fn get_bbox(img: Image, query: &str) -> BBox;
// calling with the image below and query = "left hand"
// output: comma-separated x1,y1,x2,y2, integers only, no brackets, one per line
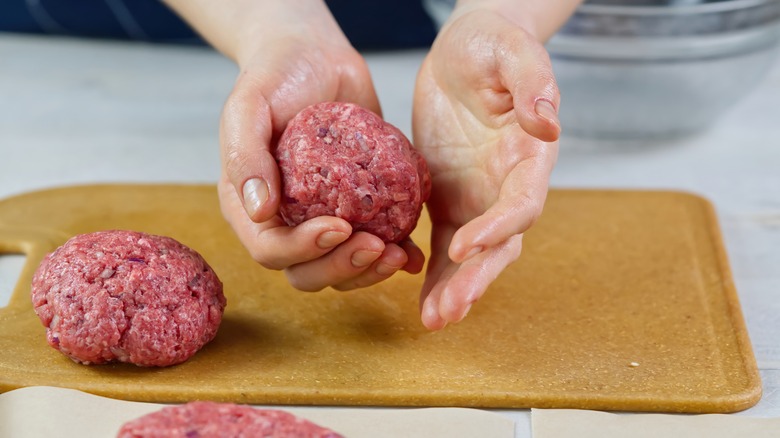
412,8,561,330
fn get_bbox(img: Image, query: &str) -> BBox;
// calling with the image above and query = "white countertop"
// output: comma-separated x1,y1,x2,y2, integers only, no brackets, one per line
1,34,779,436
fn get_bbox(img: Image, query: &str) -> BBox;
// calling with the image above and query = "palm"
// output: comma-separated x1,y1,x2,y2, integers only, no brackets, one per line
219,37,427,294
412,11,558,329
414,61,532,228
239,41,381,138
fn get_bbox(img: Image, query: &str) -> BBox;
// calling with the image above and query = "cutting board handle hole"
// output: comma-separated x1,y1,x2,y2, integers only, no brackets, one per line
0,253,27,308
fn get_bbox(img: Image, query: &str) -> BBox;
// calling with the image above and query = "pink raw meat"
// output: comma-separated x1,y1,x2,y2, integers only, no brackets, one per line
30,230,225,367
275,102,431,243
117,401,343,438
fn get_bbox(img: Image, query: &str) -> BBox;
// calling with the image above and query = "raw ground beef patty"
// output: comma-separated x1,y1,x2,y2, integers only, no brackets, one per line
30,230,225,367
117,401,343,438
275,102,431,243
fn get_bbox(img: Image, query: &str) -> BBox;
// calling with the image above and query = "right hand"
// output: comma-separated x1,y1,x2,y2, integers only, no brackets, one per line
218,4,425,292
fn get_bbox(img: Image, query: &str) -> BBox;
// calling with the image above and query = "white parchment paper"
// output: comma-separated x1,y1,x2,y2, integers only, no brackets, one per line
532,408,780,438
0,386,514,438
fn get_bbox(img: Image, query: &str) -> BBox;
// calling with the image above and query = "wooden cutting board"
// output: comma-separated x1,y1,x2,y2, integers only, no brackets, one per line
0,185,761,413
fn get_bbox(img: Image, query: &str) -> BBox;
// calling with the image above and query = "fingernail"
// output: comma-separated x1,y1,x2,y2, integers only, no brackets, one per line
351,250,381,268
316,231,349,249
462,246,483,261
423,302,447,330
462,303,473,319
376,262,400,276
242,178,268,217
534,98,560,129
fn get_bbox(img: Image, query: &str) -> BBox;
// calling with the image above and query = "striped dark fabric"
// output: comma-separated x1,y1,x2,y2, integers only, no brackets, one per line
0,0,436,49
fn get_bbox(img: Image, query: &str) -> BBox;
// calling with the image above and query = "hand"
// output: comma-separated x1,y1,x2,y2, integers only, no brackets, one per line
412,8,561,330
217,3,425,291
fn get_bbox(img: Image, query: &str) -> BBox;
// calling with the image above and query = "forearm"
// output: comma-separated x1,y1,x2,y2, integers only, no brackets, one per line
452,0,583,41
162,0,343,65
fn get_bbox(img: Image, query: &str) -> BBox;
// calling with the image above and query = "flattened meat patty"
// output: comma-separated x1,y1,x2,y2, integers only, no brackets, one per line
30,230,225,367
275,102,431,243
117,401,343,438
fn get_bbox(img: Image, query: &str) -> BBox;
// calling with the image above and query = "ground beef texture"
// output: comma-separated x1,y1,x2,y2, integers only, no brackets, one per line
30,230,225,367
117,401,343,438
275,102,431,243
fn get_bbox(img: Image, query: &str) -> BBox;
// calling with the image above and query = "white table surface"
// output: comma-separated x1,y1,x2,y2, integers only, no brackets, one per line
1,34,779,436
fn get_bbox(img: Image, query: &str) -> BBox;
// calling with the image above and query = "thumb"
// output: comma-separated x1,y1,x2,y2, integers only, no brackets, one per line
220,72,281,223
498,27,561,143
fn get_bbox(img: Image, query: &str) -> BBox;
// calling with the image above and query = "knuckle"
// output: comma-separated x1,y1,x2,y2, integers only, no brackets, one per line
223,145,247,182
341,58,366,83
516,192,544,227
285,272,324,292
331,283,352,292
248,248,284,271
344,275,378,290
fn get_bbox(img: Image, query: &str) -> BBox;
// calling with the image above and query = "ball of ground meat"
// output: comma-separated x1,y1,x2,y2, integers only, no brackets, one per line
30,230,226,367
117,401,343,438
275,102,431,243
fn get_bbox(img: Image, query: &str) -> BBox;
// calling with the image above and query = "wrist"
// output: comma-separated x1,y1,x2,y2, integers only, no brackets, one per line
164,0,349,65
232,0,348,67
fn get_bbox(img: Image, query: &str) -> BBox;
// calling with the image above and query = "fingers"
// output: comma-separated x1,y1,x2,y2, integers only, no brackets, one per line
221,54,382,226
448,138,557,264
218,176,352,268
422,234,524,330
218,43,402,295
220,72,281,223
398,239,425,274
442,235,524,322
284,232,396,291
331,242,409,291
220,177,418,291
420,224,458,330
497,27,561,143
248,219,355,271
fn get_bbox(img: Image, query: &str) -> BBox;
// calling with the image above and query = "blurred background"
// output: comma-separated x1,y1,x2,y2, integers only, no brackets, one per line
1,0,780,434
431,0,780,140
3,0,780,141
